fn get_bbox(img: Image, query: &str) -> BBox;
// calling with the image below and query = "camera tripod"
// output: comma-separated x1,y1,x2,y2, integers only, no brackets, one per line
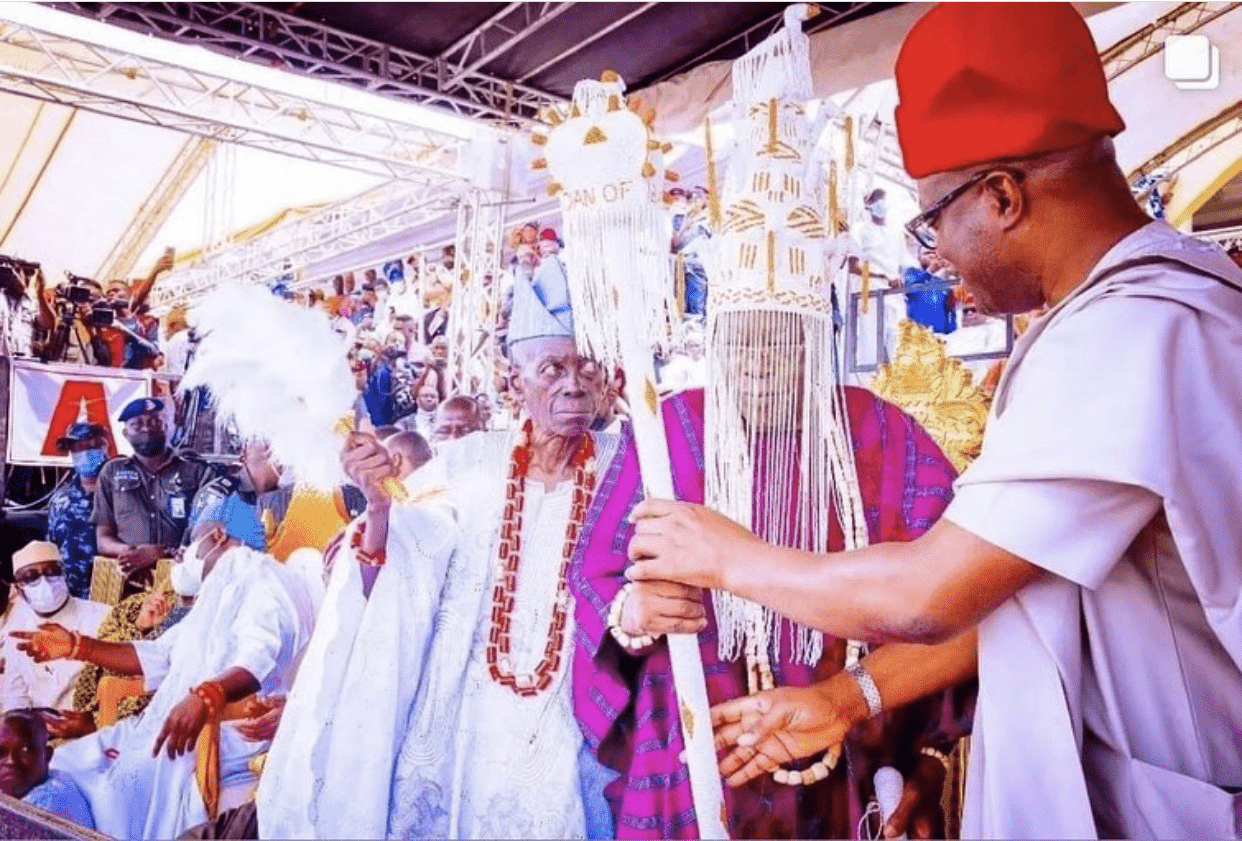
41,300,97,364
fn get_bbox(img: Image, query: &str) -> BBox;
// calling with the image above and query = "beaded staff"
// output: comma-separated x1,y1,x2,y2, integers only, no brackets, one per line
535,72,729,839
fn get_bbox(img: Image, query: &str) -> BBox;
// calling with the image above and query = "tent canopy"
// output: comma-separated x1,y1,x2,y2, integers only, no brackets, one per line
0,1,1238,300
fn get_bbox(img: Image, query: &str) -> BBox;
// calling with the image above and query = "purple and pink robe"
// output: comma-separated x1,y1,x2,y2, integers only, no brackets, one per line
570,386,972,838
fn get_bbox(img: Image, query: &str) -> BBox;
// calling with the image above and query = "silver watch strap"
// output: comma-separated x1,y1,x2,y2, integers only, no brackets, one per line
846,660,883,718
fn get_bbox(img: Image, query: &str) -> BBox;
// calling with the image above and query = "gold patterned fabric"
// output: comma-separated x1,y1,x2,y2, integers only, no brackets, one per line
871,320,991,474
88,557,172,606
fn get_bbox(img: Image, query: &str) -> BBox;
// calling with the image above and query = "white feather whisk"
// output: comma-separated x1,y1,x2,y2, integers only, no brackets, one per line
179,283,357,492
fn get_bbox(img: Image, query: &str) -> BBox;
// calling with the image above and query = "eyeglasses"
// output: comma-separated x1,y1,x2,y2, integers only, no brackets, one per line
904,168,1025,251
904,171,988,250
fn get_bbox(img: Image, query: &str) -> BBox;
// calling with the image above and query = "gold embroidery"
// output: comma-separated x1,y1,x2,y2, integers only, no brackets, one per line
871,321,991,473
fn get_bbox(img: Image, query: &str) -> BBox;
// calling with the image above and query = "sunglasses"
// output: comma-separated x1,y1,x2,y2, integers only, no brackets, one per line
14,568,65,587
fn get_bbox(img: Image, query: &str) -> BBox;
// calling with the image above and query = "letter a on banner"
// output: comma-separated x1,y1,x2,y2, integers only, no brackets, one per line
38,382,118,457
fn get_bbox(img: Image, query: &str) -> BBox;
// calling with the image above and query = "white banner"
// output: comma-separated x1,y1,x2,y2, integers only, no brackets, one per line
5,360,170,467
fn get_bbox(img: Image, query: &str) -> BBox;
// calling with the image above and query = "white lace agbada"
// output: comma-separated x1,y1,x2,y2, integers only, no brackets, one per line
257,429,618,840
50,546,315,840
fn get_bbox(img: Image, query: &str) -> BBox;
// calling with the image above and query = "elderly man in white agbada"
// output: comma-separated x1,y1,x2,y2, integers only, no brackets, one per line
256,270,619,839
12,494,316,840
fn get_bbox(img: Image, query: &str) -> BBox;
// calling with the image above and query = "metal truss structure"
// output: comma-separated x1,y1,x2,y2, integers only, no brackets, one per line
148,178,471,310
439,3,575,93
0,4,475,182
514,3,660,86
48,1,568,126
1129,100,1242,182
1101,2,1237,81
1200,223,1242,250
447,191,507,396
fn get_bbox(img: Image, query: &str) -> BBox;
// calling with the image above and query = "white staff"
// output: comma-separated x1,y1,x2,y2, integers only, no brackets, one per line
538,73,729,838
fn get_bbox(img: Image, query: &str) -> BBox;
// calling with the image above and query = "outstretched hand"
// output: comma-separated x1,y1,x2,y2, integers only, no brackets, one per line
10,624,73,663
625,499,762,592
710,683,853,787
153,247,175,276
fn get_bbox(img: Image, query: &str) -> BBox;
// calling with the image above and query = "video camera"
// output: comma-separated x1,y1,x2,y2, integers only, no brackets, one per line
57,272,114,327
0,255,39,291
0,255,40,273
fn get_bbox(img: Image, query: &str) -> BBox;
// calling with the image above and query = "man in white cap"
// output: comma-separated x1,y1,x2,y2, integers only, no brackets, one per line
256,270,619,839
2,540,108,711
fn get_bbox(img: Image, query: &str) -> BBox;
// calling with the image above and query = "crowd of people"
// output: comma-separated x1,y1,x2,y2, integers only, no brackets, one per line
0,4,1239,841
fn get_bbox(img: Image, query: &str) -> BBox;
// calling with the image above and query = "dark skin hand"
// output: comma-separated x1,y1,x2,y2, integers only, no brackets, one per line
620,580,707,638
96,522,163,573
340,431,393,597
883,754,948,840
711,680,860,788
234,696,286,742
118,543,163,574
711,678,947,839
152,667,259,760
39,709,96,741
11,623,144,675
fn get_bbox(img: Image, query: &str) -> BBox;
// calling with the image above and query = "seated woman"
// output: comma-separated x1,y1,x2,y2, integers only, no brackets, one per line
48,588,186,741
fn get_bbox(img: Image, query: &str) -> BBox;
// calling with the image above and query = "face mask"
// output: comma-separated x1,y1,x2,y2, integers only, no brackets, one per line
21,575,69,615
130,433,166,458
171,536,215,597
71,447,108,479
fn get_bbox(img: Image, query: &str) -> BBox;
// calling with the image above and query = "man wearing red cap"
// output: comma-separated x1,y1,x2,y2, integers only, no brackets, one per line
538,226,561,259
623,4,1242,839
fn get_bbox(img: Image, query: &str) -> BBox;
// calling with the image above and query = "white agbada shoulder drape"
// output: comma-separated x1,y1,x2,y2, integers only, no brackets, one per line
49,546,315,841
257,428,619,840
944,222,1242,839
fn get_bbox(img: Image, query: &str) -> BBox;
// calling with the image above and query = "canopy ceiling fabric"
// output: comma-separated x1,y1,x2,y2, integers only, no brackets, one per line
0,85,384,287
0,1,1238,294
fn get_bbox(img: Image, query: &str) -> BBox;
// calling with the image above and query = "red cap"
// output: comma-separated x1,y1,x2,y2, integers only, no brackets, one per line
894,3,1125,179
539,228,559,242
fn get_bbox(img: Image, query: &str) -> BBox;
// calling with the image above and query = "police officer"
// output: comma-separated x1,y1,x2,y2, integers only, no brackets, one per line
92,398,212,581
45,422,110,599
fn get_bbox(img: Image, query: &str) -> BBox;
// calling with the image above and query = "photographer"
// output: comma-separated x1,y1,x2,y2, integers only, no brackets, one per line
44,276,114,366
98,249,174,370
0,257,54,358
